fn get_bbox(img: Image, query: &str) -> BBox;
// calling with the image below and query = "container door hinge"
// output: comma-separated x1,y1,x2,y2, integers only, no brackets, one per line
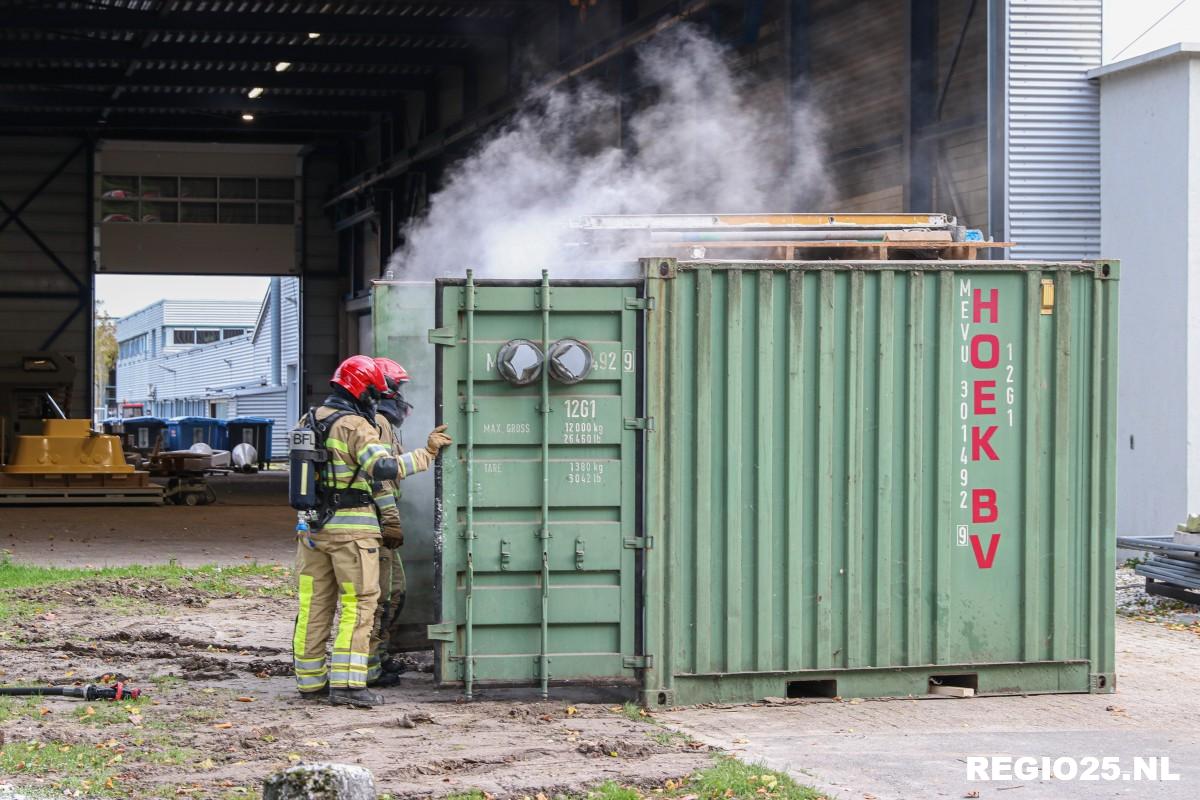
625,297,654,311
623,655,652,670
426,622,455,642
623,536,654,550
624,417,655,432
428,327,456,346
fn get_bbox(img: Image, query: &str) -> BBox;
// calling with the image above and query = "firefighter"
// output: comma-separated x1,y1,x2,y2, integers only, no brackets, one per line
290,355,449,708
365,357,437,686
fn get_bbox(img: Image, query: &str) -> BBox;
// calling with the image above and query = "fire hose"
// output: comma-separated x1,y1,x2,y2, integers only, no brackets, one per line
0,683,141,701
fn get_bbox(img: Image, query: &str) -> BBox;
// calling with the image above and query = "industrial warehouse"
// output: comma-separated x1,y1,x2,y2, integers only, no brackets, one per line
0,0,1198,798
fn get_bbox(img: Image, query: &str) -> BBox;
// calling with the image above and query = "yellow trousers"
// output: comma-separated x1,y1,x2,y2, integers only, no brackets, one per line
292,536,381,692
367,548,408,681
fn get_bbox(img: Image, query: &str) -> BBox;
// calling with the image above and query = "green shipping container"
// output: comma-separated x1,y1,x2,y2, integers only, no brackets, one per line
425,258,1119,706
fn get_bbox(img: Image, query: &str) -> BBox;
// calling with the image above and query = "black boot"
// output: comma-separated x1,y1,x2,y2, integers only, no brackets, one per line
297,685,329,701
329,687,385,708
367,671,403,688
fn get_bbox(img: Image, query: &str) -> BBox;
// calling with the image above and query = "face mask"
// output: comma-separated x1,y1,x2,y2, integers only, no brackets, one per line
378,396,411,427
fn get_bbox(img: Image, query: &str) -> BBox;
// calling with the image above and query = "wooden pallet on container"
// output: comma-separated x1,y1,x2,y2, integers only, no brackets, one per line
666,240,1014,261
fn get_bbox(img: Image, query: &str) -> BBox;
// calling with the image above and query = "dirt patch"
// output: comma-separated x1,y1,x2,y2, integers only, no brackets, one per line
0,573,714,798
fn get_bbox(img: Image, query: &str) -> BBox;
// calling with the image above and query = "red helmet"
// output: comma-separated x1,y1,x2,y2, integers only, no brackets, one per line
374,358,410,398
331,355,387,401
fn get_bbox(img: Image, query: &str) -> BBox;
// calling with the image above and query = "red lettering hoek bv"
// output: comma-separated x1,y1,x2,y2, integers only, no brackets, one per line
974,380,997,415
970,534,1002,569
973,288,999,323
971,425,999,461
972,488,998,523
970,334,1000,369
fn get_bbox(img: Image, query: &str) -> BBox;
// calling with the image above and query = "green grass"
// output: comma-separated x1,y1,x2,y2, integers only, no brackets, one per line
685,757,825,800
0,559,289,595
0,597,51,623
588,782,642,800
0,695,46,722
618,701,650,723
74,696,149,726
443,792,490,800
648,729,692,746
0,739,123,796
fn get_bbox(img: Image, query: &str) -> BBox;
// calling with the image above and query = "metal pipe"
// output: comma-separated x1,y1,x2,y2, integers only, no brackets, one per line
270,276,282,386
647,229,938,243
43,392,66,420
464,270,476,700
539,268,552,699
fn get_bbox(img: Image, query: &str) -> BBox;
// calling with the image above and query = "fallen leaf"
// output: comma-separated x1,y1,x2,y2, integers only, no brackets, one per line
199,758,215,769
609,751,618,758
733,737,749,744
235,696,255,703
213,722,234,730
609,706,622,713
83,707,96,717
38,707,50,716
566,706,577,716
286,753,301,762
64,671,75,678
964,793,980,799
104,778,115,790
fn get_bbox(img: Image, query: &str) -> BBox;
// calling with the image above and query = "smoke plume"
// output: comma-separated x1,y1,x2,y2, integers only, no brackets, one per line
388,25,829,279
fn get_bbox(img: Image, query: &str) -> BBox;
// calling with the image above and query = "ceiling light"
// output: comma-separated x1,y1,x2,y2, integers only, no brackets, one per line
275,61,292,72
248,87,264,99
307,32,321,39
241,113,255,122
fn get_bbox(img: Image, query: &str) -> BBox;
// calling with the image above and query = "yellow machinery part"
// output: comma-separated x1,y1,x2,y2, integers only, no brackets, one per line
2,419,134,474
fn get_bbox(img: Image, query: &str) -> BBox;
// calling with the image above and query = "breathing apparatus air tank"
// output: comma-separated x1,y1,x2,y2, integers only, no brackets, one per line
288,424,322,510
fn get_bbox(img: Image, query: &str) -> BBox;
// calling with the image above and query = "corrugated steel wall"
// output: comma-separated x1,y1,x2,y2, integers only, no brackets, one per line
1006,0,1102,258
229,389,288,456
0,136,92,416
643,259,1117,704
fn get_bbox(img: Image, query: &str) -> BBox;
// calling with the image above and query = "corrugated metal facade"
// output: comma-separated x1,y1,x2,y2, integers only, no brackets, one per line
114,279,299,453
1006,0,1102,258
162,301,260,328
230,388,289,456
0,136,92,416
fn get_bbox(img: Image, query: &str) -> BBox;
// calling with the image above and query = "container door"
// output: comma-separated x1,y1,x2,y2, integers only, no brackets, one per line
431,277,643,695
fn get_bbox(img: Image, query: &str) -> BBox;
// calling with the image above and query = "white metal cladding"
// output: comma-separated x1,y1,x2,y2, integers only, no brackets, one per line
1007,0,1102,259
161,300,260,328
229,388,289,458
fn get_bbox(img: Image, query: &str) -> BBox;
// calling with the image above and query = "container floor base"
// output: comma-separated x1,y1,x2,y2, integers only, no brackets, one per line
642,660,1114,708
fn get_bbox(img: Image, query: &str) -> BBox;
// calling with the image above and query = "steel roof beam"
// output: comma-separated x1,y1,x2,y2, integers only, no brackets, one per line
0,67,435,92
0,111,367,132
0,89,410,113
0,38,475,66
0,7,515,38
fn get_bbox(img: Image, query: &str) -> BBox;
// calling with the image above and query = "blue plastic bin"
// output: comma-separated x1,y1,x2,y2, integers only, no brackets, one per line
120,416,168,453
166,417,227,451
225,416,275,467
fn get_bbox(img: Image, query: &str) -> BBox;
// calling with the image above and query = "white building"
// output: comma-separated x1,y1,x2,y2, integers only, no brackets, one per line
1091,43,1200,537
114,277,299,458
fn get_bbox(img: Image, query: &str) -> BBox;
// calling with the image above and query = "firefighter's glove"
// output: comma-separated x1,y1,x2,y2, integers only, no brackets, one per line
381,523,404,550
425,425,452,457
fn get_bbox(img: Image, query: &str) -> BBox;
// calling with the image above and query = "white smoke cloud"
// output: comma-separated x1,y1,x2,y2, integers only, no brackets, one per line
388,25,830,279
